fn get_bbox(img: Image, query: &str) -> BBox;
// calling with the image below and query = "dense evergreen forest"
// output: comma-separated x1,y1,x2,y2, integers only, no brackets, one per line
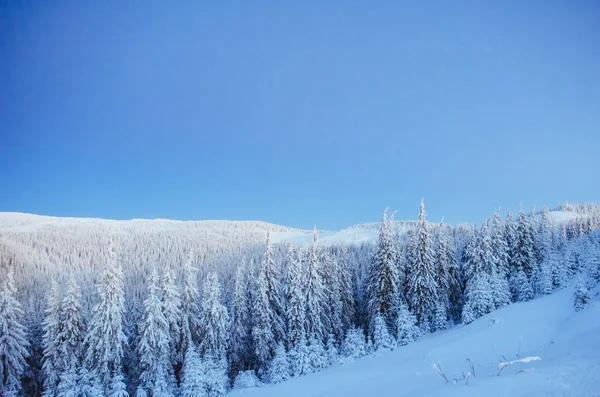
1,201,599,396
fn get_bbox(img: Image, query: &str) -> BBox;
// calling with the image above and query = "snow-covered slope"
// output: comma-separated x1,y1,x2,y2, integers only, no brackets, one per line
230,288,600,397
0,210,581,246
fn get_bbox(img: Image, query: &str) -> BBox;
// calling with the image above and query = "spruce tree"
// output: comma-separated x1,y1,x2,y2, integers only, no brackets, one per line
42,281,62,397
84,245,127,393
491,210,511,309
58,278,85,395
0,270,30,396
199,273,229,360
407,199,439,331
229,259,251,378
366,209,400,338
160,261,182,370
338,247,357,332
284,247,306,352
396,303,419,346
180,250,201,366
573,278,590,311
137,268,171,395
304,229,326,342
268,342,290,384
181,344,207,397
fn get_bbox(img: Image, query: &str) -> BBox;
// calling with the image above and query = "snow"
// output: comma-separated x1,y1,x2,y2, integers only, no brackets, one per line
0,210,579,246
229,287,600,397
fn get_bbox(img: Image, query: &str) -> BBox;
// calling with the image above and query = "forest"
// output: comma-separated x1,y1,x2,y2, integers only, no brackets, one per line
1,201,599,397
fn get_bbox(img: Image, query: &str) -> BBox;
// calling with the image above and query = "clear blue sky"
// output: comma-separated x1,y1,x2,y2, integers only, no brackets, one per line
1,1,599,230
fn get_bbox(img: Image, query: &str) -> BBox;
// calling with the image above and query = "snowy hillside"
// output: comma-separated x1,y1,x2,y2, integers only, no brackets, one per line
0,210,580,246
230,287,600,397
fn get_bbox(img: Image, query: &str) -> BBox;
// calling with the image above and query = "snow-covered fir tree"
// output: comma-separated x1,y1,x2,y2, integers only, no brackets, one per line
84,244,128,394
407,199,439,331
338,247,357,332
304,228,327,343
341,328,367,360
199,273,230,359
573,278,590,312
160,260,182,375
491,210,511,309
366,209,400,338
199,273,229,396
395,302,419,346
284,246,306,352
371,314,395,352
511,208,536,300
42,281,62,397
268,342,290,384
229,259,252,378
321,249,343,342
179,249,201,366
252,233,284,374
137,268,171,395
325,334,339,366
181,344,207,397
0,270,30,396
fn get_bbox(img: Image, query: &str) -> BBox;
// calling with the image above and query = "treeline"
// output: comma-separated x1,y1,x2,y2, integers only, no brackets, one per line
1,202,599,396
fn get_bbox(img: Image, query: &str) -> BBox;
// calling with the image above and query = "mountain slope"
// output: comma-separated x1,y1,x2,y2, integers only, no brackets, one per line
230,287,600,397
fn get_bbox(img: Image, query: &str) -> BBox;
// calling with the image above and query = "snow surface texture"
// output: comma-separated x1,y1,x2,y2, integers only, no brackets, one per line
230,287,600,397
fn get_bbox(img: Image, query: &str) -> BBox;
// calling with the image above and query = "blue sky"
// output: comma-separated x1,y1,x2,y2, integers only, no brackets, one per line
1,1,599,230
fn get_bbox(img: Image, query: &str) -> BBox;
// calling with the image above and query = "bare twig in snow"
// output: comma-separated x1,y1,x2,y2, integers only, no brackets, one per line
497,356,541,376
431,363,449,384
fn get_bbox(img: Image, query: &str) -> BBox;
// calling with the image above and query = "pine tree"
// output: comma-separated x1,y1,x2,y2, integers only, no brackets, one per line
396,303,419,346
491,210,511,309
252,233,283,373
366,209,400,338
304,229,326,343
341,328,367,360
325,334,339,366
42,281,62,397
56,356,78,397
371,315,395,352
229,260,251,378
199,273,229,360
573,278,590,312
84,245,127,393
161,261,182,372
268,343,290,384
461,272,494,324
57,278,85,396
181,345,207,397
0,270,30,396
203,355,228,397
511,209,535,300
338,247,357,332
407,199,439,331
322,250,343,341
108,371,129,397
288,335,311,377
284,247,306,352
511,270,533,302
137,268,171,394
180,250,201,366
306,336,326,371
434,219,459,328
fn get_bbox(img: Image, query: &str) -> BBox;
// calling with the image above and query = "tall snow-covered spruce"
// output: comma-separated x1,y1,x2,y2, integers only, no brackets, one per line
366,209,401,339
407,199,439,331
0,270,30,396
84,244,128,394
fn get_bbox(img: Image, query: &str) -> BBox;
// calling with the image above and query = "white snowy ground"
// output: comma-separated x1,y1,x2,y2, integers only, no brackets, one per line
230,288,600,397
